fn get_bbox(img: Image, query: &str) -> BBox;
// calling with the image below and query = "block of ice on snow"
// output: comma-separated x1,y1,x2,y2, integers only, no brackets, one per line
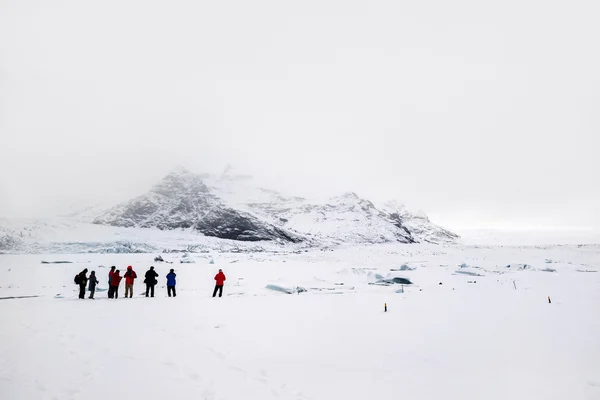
390,277,412,284
390,264,415,271
265,284,307,294
455,270,483,277
376,277,412,285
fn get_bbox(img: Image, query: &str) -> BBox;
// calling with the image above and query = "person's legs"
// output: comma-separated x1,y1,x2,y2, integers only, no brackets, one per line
79,283,86,299
172,286,176,297
89,288,95,299
114,286,119,299
212,285,218,298
218,285,223,297
167,286,172,297
146,285,150,297
150,285,155,297
108,286,113,298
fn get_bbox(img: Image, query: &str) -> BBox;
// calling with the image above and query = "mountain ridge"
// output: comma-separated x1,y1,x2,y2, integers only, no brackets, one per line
93,168,458,245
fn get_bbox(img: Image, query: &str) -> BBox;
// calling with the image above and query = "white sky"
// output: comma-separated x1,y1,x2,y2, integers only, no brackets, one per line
1,0,599,229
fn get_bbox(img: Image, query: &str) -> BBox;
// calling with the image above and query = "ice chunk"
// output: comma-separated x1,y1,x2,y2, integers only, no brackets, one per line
455,270,483,277
41,261,72,264
390,264,415,271
265,284,307,294
390,277,412,284
180,252,196,263
376,277,412,285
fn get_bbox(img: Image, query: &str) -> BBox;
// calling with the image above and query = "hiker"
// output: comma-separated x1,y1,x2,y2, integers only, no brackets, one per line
213,269,226,298
124,266,137,298
166,269,176,297
144,266,159,297
109,270,122,299
108,266,116,297
75,269,88,299
88,271,99,299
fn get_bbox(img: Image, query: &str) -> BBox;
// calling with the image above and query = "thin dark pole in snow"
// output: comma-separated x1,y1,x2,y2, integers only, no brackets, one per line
513,280,517,290
384,303,387,312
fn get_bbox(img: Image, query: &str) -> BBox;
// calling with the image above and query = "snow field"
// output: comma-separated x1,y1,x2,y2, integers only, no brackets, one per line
1,244,600,400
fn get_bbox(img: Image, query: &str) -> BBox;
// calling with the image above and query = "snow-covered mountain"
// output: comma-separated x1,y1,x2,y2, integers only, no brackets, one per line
3,167,457,250
199,168,458,245
93,168,303,243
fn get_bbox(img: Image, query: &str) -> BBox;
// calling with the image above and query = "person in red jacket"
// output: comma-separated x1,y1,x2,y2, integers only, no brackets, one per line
108,266,116,298
123,266,137,298
109,270,123,299
213,269,226,298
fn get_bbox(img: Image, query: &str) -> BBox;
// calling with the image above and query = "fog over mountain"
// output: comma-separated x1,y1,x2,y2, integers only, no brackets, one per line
1,0,599,230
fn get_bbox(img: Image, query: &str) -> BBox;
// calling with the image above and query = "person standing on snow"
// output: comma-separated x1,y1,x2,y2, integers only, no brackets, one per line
166,269,176,297
108,266,116,298
123,266,137,298
75,269,88,299
144,266,159,297
213,269,226,298
88,271,99,299
109,270,122,299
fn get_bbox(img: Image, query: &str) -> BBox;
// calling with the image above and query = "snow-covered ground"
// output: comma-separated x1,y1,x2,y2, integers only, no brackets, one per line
1,243,599,400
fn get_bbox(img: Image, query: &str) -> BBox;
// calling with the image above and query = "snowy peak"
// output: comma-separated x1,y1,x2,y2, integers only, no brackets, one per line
380,201,458,244
328,192,377,213
93,169,303,243
152,167,210,197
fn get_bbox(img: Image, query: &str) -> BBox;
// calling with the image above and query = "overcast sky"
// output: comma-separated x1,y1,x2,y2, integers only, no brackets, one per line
1,0,599,229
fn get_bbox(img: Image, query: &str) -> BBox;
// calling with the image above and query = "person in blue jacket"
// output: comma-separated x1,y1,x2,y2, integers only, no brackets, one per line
166,269,176,297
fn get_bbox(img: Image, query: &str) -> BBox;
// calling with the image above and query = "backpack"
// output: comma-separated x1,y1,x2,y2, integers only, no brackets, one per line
74,274,81,285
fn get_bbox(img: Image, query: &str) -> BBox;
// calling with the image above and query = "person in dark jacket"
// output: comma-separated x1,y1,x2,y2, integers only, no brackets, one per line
108,266,116,298
109,270,122,299
213,269,226,298
123,266,137,298
144,266,159,297
88,271,99,299
76,269,88,299
166,269,176,297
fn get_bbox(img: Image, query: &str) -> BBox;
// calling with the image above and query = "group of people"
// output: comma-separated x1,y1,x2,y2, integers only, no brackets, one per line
74,266,227,299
